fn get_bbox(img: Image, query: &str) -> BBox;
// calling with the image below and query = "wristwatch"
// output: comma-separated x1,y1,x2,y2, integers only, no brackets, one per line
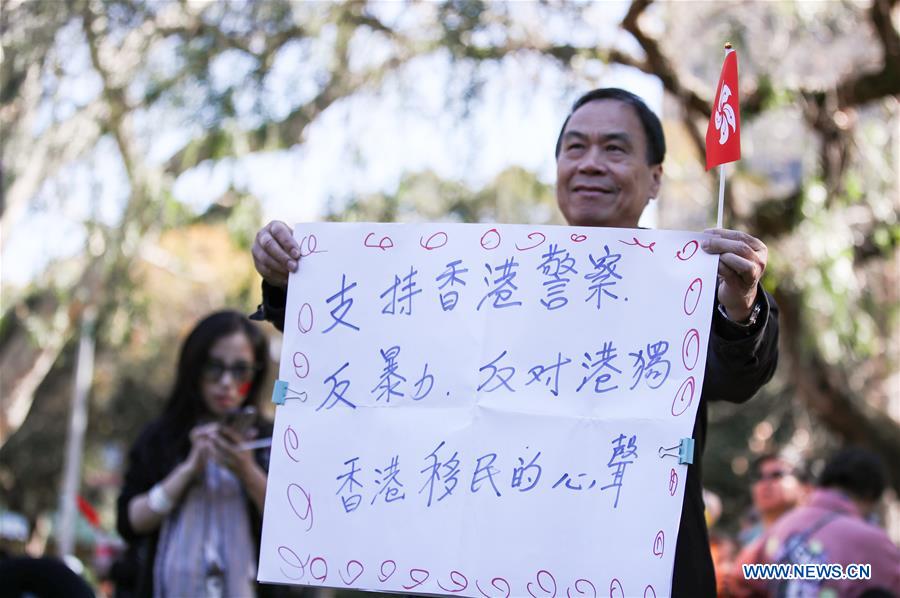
717,300,762,328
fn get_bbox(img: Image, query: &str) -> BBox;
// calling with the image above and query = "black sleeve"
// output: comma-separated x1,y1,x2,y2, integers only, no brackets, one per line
250,281,286,332
116,423,166,543
702,285,780,404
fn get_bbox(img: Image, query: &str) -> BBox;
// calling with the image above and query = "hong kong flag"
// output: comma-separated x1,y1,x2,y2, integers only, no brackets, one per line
705,49,741,170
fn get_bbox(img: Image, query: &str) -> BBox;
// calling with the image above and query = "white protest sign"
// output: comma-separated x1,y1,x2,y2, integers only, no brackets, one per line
258,223,717,597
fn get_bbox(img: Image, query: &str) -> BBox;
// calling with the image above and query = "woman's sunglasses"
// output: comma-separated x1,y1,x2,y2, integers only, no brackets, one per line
202,359,259,384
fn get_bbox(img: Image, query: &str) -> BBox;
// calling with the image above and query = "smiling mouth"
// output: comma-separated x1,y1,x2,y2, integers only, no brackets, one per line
572,185,617,195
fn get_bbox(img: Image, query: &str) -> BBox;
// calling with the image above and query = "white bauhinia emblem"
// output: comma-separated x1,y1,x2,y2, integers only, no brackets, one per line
714,83,736,145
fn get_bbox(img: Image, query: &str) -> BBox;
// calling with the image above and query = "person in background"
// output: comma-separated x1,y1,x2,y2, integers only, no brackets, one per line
116,311,274,598
737,447,900,597
742,453,808,546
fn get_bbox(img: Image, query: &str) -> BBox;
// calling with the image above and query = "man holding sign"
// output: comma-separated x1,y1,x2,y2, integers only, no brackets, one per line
251,88,778,597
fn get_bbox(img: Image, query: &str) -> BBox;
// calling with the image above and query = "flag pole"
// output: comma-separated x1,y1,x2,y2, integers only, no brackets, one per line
715,42,732,230
716,164,725,229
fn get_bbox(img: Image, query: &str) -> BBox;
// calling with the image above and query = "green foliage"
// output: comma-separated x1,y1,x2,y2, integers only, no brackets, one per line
328,167,558,225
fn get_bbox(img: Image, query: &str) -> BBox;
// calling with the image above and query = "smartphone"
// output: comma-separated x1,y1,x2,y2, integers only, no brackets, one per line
224,406,257,437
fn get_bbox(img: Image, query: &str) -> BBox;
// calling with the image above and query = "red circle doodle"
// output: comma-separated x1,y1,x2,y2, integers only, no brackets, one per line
644,586,657,598
653,531,665,557
683,278,703,316
570,234,588,243
378,560,397,583
364,232,394,251
293,352,310,379
286,483,313,531
676,239,699,261
283,426,301,462
681,329,700,371
297,303,313,333
476,577,512,598
480,228,501,250
668,468,678,496
671,376,696,417
609,578,624,598
527,570,557,598
438,571,469,593
567,579,598,598
277,546,308,580
420,231,449,251
310,557,328,582
402,568,430,591
340,560,364,585
299,234,320,257
516,232,547,251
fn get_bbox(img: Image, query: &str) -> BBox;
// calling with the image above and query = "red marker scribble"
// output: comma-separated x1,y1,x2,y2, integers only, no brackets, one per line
310,557,328,582
237,381,251,397
609,578,625,598
516,232,547,251
277,546,308,580
438,571,469,593
653,531,665,557
527,570,557,598
567,579,598,597
668,468,678,496
480,228,501,250
378,560,397,583
299,234,326,257
293,352,310,379
340,560,364,585
286,483,313,531
676,239,699,261
683,278,703,316
297,303,313,333
283,426,301,462
671,376,696,417
420,231,449,251
402,568,430,591
570,233,588,243
476,577,512,598
681,329,700,371
364,232,394,251
619,237,656,253
644,586,657,598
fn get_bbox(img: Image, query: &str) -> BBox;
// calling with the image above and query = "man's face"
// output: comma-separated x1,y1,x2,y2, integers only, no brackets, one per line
556,99,662,228
751,458,802,519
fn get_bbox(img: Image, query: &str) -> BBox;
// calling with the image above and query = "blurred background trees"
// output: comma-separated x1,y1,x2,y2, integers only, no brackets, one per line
1,0,897,566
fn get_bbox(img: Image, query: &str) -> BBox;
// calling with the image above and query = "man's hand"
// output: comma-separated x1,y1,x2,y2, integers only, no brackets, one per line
252,220,300,288
702,228,767,323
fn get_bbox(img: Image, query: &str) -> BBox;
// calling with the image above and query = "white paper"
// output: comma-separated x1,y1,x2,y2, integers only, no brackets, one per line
259,223,717,598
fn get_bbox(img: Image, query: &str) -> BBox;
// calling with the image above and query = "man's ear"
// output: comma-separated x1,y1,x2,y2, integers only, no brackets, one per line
649,164,663,199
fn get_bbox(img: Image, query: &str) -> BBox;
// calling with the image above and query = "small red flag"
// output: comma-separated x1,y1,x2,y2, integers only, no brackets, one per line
705,49,741,170
77,495,101,528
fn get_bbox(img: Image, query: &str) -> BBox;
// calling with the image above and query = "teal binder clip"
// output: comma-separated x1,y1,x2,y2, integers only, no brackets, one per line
658,438,695,465
678,438,695,465
272,380,289,405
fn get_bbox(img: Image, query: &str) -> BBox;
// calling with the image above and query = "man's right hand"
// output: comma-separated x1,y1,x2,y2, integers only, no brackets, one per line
252,220,300,288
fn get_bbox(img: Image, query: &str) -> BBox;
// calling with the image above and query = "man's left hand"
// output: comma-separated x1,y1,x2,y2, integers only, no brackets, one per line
701,228,767,323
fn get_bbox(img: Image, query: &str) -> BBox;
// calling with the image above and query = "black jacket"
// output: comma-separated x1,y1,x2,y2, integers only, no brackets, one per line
254,280,779,597
115,417,278,598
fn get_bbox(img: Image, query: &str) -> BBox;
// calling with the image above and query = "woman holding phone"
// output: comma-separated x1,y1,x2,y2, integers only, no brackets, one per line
116,310,274,598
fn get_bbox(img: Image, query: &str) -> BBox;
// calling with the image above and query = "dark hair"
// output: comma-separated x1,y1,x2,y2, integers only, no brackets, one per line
819,447,887,502
161,310,269,445
554,88,666,166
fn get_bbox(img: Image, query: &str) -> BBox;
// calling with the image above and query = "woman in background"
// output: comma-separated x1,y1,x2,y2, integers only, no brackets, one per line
117,310,273,598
